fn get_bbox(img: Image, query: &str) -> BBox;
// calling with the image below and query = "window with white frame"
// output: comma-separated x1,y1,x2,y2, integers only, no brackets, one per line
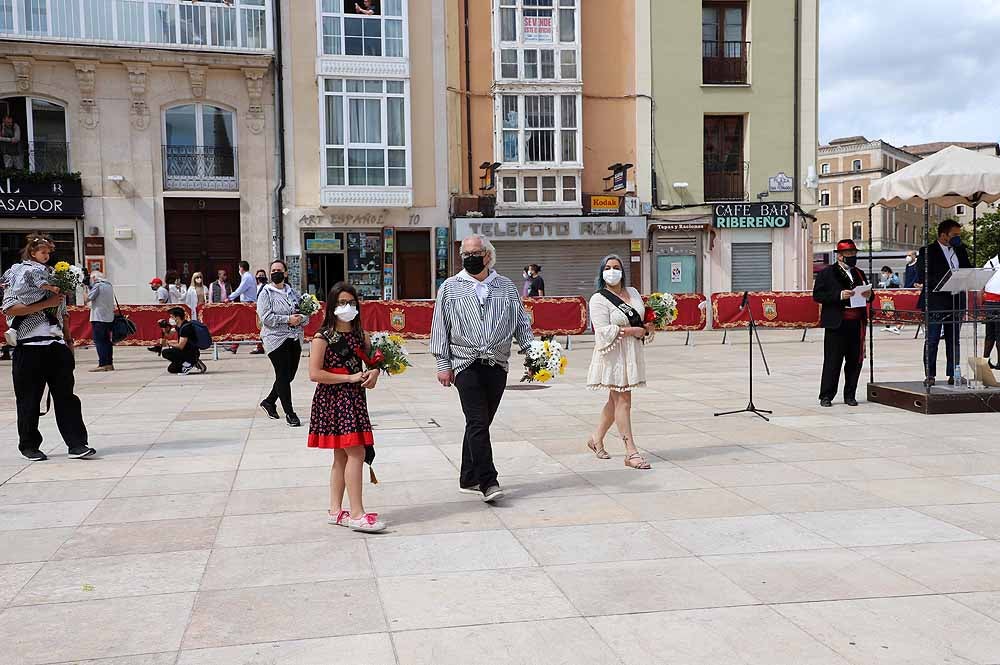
820,162,830,174
819,223,830,243
322,78,408,188
319,0,406,58
852,186,863,204
820,190,830,206
495,0,579,81
956,204,966,215
499,172,578,205
852,159,862,171
852,221,863,241
499,93,580,166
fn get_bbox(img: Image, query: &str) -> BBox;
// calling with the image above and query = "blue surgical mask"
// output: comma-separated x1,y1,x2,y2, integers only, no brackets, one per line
949,235,963,248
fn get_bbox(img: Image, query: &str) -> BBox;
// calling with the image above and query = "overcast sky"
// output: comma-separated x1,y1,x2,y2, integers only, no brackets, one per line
820,0,1000,146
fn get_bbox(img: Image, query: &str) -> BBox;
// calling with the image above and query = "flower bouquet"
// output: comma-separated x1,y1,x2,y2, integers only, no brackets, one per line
47,262,84,314
298,293,321,316
645,292,679,329
522,337,567,383
367,332,411,375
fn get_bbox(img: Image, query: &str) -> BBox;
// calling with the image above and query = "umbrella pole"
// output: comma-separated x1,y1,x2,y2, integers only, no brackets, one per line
868,203,875,385
924,201,931,395
973,203,979,266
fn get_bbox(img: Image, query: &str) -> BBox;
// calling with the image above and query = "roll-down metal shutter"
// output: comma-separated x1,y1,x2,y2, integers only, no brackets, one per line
731,242,772,292
492,240,632,297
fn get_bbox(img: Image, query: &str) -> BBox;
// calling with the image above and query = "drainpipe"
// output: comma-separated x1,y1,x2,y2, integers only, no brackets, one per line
463,0,474,195
793,0,802,287
272,0,287,259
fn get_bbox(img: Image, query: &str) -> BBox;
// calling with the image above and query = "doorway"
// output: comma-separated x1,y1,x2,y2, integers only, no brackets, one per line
305,252,346,300
164,198,241,286
395,229,431,299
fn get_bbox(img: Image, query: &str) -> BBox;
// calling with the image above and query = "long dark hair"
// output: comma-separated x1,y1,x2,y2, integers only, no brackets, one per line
321,281,364,336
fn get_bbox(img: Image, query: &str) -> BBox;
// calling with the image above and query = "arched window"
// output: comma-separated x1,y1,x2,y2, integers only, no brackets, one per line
820,190,830,206
820,223,831,243
852,186,863,204
852,221,863,241
0,96,68,173
163,103,236,190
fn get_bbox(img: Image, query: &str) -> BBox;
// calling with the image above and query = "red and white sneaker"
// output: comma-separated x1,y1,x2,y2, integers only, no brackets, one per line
328,510,350,526
346,513,386,533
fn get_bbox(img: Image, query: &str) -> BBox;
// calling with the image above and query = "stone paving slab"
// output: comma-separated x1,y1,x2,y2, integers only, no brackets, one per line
2,330,1000,664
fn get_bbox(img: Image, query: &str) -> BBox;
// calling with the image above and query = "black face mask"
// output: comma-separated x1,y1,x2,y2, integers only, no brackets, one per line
270,271,285,284
843,256,859,268
256,275,267,285
463,255,486,274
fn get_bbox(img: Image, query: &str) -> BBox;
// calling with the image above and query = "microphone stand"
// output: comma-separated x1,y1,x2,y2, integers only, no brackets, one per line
715,291,773,421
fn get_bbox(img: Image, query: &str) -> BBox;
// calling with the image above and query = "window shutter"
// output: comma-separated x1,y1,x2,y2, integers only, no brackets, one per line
731,243,772,291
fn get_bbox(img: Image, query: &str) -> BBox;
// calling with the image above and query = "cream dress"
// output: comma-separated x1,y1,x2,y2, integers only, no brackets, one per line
586,286,649,392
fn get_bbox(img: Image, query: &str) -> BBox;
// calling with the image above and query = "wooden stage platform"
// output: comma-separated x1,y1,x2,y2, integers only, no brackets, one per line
867,381,1000,415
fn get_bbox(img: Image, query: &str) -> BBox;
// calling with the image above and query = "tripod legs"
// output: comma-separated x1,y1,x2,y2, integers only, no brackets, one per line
715,314,772,420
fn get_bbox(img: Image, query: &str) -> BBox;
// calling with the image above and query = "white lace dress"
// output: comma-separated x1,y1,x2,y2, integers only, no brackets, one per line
586,287,649,392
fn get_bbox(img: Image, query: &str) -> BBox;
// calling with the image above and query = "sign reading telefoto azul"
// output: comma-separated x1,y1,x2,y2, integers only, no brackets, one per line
0,176,84,218
713,203,793,230
455,216,645,241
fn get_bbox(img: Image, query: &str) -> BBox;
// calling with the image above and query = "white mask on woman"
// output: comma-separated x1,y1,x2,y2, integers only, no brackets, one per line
168,317,178,327
334,304,358,322
602,268,623,286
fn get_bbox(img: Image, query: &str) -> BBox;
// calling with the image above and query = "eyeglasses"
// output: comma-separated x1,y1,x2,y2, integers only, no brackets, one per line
336,299,357,306
460,250,487,259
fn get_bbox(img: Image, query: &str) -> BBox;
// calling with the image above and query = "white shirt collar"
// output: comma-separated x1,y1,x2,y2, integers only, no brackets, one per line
457,269,497,284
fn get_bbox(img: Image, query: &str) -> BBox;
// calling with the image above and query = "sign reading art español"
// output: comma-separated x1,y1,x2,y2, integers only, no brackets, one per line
713,202,793,230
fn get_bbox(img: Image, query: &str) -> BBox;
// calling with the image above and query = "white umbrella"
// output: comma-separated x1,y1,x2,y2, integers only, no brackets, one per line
869,145,1000,208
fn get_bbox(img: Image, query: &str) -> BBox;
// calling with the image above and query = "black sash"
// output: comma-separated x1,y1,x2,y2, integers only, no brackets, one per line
600,289,643,327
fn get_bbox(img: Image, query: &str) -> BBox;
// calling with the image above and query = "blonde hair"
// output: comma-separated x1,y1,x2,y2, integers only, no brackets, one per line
189,272,205,288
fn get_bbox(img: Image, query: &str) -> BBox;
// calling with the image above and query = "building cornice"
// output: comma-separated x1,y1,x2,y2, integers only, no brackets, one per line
0,40,273,69
819,139,921,163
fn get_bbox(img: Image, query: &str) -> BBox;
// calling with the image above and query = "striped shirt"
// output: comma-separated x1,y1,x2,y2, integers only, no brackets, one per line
256,283,310,354
2,261,67,346
430,270,534,375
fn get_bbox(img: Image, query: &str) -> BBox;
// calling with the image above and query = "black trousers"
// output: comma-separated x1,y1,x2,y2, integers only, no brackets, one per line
925,311,961,378
820,320,863,401
12,343,89,453
162,345,199,373
264,338,301,414
455,361,507,490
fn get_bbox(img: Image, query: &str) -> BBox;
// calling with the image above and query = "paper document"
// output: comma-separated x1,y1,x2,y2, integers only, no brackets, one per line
849,283,872,309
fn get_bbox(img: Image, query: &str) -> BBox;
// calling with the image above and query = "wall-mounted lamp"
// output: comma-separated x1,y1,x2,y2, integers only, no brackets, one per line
107,175,125,182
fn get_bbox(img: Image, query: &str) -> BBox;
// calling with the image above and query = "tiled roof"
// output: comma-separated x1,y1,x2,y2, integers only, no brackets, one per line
901,141,1000,156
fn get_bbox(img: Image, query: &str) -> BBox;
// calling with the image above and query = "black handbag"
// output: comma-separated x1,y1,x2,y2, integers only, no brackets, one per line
110,296,136,343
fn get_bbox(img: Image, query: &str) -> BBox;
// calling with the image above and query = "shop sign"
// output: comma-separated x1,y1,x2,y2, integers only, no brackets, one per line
455,216,644,241
589,195,621,215
84,236,105,255
522,14,553,42
0,176,84,218
306,237,342,252
299,213,388,227
652,222,711,232
713,203,792,230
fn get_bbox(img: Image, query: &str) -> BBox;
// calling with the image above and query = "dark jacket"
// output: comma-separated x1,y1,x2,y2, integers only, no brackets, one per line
904,262,918,288
915,241,971,310
813,262,869,330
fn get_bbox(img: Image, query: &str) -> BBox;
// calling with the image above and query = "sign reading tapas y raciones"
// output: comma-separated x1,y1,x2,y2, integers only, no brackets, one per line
0,175,84,218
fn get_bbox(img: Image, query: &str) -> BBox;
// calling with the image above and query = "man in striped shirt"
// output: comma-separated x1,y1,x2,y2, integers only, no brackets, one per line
431,234,534,502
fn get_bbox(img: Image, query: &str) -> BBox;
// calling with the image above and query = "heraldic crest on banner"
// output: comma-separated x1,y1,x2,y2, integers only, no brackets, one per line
879,295,896,312
389,307,406,331
761,297,778,321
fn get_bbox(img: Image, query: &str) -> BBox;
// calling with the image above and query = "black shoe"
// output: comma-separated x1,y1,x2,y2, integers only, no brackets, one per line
990,360,1000,371
924,377,936,387
259,401,280,420
950,376,968,386
195,360,207,374
21,449,47,461
286,413,302,427
459,485,481,495
844,397,859,407
147,345,162,354
68,446,96,459
482,484,505,502
819,398,833,408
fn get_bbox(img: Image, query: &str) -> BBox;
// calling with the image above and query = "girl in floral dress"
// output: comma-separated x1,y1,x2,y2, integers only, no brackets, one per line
307,282,384,533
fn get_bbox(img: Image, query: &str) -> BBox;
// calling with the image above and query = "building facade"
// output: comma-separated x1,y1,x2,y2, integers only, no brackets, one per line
648,0,819,299
815,137,945,254
446,0,649,296
279,0,450,301
0,0,277,303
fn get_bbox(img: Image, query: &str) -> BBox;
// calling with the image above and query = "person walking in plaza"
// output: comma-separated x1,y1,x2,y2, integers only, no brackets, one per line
916,219,971,386
183,272,210,321
210,269,231,303
250,269,268,354
258,259,310,427
527,264,545,297
308,282,384,533
904,251,919,288
585,254,654,469
227,260,258,353
3,233,95,461
430,234,534,502
86,271,116,372
813,239,872,407
521,266,532,298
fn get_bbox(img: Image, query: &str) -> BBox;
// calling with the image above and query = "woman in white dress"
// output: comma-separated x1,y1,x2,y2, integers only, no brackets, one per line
586,254,654,469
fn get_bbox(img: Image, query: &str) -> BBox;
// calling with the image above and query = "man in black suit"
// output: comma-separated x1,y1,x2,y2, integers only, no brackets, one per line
916,219,971,386
813,239,871,407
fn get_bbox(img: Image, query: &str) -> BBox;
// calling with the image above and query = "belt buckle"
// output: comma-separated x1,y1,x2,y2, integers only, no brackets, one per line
479,356,496,366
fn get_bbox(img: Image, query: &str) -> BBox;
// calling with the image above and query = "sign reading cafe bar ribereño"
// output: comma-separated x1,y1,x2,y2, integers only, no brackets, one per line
0,175,84,218
713,202,793,230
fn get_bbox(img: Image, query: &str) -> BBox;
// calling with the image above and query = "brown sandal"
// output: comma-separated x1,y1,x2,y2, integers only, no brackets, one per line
624,452,651,470
587,437,611,459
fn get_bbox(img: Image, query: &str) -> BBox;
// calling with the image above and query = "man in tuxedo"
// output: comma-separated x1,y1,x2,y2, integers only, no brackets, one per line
813,239,871,407
916,219,971,386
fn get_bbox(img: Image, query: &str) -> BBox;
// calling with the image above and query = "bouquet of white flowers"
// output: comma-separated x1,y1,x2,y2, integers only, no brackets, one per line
367,331,412,375
645,292,679,329
522,337,567,383
298,293,321,316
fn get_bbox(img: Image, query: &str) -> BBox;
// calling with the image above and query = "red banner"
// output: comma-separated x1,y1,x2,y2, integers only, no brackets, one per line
0,305,189,346
712,291,821,329
524,297,588,336
200,303,261,342
871,289,921,324
644,293,707,331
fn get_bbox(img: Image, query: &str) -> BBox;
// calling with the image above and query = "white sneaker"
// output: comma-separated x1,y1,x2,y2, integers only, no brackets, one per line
180,362,194,374
346,513,386,533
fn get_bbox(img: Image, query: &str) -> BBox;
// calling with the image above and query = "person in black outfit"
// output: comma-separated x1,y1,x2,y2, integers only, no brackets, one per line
813,239,871,407
915,219,972,386
527,264,545,297
160,306,206,374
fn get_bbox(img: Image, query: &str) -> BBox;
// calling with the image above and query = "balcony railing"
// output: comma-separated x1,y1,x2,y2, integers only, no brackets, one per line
163,145,238,191
703,40,749,84
0,141,69,174
0,0,271,52
704,160,748,202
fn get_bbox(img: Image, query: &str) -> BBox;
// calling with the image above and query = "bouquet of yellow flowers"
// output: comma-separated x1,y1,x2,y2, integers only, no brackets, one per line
368,332,411,375
522,337,567,383
46,261,84,315
645,292,679,329
298,293,321,316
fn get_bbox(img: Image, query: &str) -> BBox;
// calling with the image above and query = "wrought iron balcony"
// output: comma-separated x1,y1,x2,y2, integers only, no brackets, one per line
0,141,70,174
162,145,238,191
703,40,749,84
703,160,749,202
0,0,271,52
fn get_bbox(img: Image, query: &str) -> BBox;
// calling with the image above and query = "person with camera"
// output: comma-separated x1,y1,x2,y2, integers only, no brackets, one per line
159,306,207,375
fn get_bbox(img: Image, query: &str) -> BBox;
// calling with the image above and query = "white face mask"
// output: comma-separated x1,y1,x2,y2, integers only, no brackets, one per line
603,268,623,286
168,317,178,327
334,304,358,322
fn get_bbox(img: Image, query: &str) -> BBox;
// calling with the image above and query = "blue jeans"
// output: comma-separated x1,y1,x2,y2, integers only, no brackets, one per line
91,320,114,367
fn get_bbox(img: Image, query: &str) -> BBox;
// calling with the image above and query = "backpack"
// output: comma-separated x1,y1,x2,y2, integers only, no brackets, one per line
189,320,213,350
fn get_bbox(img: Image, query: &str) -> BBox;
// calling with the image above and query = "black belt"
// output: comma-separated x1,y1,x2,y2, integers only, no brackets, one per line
474,357,499,367
17,336,63,346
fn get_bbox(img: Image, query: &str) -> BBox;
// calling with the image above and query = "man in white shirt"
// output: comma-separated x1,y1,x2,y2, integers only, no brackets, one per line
983,253,1000,369
226,261,258,354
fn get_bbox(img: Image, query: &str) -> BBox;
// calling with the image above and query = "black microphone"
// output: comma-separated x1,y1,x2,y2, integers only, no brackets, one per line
740,291,749,310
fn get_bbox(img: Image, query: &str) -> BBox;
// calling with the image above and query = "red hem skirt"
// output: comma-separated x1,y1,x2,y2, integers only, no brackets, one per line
307,431,375,449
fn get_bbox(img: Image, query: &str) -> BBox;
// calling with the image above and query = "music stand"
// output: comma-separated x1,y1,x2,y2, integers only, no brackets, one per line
714,292,773,421
932,268,994,387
